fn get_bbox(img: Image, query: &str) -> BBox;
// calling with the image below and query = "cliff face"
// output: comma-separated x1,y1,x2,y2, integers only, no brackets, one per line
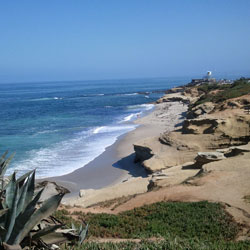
134,85,250,173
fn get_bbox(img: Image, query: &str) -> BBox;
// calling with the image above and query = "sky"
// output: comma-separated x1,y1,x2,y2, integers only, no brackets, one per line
0,0,250,83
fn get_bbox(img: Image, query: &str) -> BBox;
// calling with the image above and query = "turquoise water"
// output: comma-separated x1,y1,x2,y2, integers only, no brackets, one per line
0,77,188,177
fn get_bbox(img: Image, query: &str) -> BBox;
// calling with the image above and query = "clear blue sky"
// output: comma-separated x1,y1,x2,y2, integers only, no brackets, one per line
0,0,250,83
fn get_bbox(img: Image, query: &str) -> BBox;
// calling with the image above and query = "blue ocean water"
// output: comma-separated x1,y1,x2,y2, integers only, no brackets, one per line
0,77,188,177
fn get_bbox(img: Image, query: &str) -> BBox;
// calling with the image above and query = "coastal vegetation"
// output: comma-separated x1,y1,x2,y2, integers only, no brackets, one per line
194,77,250,105
72,239,250,250
54,201,250,249
0,152,87,249
2,77,250,249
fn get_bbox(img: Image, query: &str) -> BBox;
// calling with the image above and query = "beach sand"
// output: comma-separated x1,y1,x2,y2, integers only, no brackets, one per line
47,101,187,197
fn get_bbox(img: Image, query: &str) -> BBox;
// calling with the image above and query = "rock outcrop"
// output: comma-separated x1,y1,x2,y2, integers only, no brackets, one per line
187,102,215,118
64,177,149,208
148,164,200,190
134,144,153,163
36,181,70,203
193,151,226,166
182,115,250,145
156,93,190,104
134,114,250,173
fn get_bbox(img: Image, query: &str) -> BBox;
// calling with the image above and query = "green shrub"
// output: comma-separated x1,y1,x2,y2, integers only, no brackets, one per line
55,201,239,241
195,78,250,106
74,238,250,250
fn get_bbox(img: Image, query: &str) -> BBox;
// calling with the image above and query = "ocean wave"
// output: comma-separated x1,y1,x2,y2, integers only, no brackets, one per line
93,125,135,134
30,97,63,101
10,124,136,178
127,103,154,111
29,92,149,101
120,112,142,122
123,93,138,96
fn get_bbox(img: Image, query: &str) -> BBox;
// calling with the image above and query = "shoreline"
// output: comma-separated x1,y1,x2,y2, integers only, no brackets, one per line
46,101,187,197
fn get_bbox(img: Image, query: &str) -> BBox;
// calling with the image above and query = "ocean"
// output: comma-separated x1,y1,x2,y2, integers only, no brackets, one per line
0,77,189,178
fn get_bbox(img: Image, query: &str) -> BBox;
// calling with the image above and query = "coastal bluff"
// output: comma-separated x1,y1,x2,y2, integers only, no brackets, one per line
62,80,250,239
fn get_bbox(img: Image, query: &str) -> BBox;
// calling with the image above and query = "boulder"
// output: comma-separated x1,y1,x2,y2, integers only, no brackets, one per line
142,156,166,173
195,152,226,165
216,143,250,157
36,181,70,203
156,93,190,104
133,144,154,163
187,102,215,118
182,116,250,143
182,118,219,134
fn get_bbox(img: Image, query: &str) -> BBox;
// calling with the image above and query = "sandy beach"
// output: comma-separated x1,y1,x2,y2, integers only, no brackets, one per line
47,101,187,197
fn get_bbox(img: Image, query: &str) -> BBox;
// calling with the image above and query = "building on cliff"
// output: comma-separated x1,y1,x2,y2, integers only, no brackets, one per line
188,77,217,86
188,71,217,86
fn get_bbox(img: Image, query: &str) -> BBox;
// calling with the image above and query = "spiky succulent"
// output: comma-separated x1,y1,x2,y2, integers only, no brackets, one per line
0,151,88,249
0,152,64,248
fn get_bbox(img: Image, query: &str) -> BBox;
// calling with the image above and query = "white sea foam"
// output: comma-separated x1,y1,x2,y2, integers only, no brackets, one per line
124,93,138,96
121,112,142,122
93,125,134,134
10,124,137,178
93,126,105,134
30,97,63,101
127,103,154,111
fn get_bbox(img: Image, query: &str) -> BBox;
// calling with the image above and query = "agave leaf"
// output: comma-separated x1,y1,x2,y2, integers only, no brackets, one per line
7,188,44,245
0,153,15,178
5,185,19,243
12,192,63,244
79,224,88,244
5,173,16,209
0,151,9,172
16,176,30,216
71,222,76,231
0,209,8,218
0,151,8,165
0,225,6,239
31,224,62,240
16,170,33,187
24,170,35,207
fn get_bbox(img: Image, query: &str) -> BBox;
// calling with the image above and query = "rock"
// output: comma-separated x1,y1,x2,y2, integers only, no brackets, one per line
133,144,154,163
148,164,200,190
182,116,250,145
36,181,70,203
195,152,226,165
187,102,215,118
164,87,185,94
159,133,191,151
216,143,250,157
156,93,190,104
182,118,219,134
65,177,150,208
142,156,166,173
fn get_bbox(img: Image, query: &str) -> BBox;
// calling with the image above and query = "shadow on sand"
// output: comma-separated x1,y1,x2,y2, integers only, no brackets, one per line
112,153,149,179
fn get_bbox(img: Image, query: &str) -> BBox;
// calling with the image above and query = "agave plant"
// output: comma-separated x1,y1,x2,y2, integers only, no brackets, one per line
0,152,65,249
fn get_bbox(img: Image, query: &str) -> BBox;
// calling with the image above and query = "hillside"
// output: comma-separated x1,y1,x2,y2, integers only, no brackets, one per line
54,78,250,249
